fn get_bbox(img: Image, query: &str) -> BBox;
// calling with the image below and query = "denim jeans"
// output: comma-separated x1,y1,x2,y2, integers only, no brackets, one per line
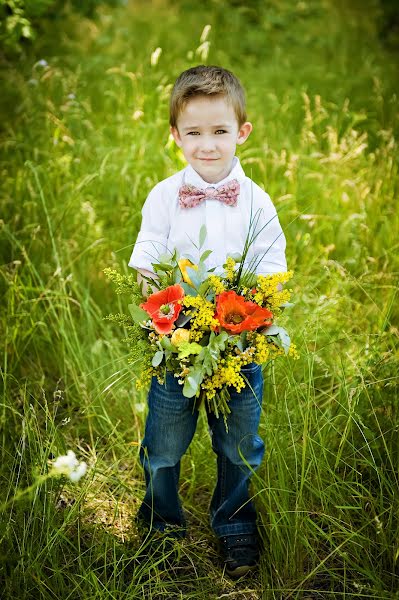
137,363,265,538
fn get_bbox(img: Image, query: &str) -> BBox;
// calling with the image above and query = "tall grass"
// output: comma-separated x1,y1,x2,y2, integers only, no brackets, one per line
1,0,398,597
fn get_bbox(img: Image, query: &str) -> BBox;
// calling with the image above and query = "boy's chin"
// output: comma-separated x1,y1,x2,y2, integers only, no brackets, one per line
193,162,232,184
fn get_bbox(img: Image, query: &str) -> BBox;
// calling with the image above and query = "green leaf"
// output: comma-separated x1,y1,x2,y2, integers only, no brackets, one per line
261,324,280,336
152,350,164,367
153,262,173,272
177,341,203,359
263,325,291,354
186,266,201,285
128,303,149,323
200,249,212,262
158,252,173,263
277,329,291,354
160,336,173,350
183,365,204,398
181,282,198,296
198,280,211,296
183,378,197,398
199,224,207,249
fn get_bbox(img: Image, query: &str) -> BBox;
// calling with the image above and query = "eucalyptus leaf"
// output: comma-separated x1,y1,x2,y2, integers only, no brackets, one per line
160,336,173,350
183,378,197,398
264,325,291,354
180,282,198,296
152,350,164,367
199,224,207,249
128,303,149,323
261,324,281,336
183,365,204,397
186,266,201,289
200,249,212,262
277,329,291,354
172,266,182,283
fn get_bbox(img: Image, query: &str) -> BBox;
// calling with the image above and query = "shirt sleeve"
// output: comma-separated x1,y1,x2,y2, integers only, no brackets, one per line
250,192,287,275
128,183,171,272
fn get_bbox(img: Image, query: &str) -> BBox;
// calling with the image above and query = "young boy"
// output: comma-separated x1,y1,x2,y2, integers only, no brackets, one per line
129,65,287,577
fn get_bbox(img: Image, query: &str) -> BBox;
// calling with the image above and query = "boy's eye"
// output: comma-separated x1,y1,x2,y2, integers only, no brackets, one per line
187,131,200,135
215,129,227,134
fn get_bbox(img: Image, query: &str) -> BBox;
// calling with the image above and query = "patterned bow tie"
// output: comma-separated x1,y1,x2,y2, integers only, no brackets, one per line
178,179,240,209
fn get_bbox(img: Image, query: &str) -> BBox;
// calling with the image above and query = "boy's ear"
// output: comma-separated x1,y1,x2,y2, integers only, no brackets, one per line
237,121,253,145
170,126,182,148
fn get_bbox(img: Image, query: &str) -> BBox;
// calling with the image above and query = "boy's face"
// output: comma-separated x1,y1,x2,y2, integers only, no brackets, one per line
170,95,252,184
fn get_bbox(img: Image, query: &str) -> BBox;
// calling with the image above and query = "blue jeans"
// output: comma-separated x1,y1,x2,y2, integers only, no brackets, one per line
137,363,265,538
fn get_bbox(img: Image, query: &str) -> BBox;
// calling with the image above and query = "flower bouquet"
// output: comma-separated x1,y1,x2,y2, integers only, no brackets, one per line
105,226,297,422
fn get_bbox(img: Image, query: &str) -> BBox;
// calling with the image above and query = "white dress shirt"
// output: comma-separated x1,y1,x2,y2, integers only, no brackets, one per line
128,157,287,275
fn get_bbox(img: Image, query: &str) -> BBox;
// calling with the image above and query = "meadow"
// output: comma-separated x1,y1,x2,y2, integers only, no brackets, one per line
1,0,398,598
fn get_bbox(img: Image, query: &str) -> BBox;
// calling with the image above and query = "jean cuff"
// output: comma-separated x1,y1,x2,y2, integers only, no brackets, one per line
213,522,258,538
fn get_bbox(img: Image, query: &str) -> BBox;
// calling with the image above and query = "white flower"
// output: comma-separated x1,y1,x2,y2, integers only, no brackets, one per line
150,47,162,67
69,462,87,482
51,450,88,483
200,24,211,43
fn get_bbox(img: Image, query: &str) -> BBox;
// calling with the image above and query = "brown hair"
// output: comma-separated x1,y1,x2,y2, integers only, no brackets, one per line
169,65,247,128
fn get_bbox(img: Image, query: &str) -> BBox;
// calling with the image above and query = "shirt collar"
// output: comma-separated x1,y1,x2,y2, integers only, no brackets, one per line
183,156,246,188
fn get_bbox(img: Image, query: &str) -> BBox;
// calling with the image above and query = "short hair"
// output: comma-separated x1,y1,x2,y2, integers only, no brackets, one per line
169,65,247,128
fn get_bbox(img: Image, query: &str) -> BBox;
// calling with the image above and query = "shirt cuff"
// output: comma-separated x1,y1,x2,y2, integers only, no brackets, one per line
255,258,288,275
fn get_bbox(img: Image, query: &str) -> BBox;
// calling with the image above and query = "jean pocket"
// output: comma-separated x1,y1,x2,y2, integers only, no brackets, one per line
240,362,260,374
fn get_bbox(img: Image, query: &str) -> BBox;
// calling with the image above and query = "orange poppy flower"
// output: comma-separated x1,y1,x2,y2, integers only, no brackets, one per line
140,284,185,334
215,290,273,334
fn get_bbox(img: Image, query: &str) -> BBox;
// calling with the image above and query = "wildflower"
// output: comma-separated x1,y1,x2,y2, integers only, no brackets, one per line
215,291,273,334
254,272,293,312
208,275,225,295
150,47,162,66
136,366,155,389
171,328,190,346
140,284,184,334
51,451,87,483
202,349,255,399
182,295,219,340
224,257,236,282
178,258,198,287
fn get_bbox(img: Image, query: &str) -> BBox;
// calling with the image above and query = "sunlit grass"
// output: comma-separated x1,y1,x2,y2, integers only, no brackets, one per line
1,0,398,597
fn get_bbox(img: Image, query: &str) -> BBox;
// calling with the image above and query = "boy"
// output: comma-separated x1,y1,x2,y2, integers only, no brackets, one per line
129,65,287,577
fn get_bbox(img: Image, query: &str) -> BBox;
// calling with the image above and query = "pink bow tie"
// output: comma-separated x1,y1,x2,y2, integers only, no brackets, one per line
178,179,240,209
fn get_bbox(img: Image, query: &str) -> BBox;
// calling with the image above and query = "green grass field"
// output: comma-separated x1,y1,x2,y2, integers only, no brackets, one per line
1,0,398,598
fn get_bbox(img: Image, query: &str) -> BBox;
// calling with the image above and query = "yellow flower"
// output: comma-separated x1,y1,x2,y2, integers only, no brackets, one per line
182,295,219,341
171,328,190,346
178,258,198,287
208,275,225,295
254,271,293,313
225,256,236,282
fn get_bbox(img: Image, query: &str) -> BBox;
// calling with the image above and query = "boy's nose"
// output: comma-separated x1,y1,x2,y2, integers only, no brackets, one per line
200,136,216,151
